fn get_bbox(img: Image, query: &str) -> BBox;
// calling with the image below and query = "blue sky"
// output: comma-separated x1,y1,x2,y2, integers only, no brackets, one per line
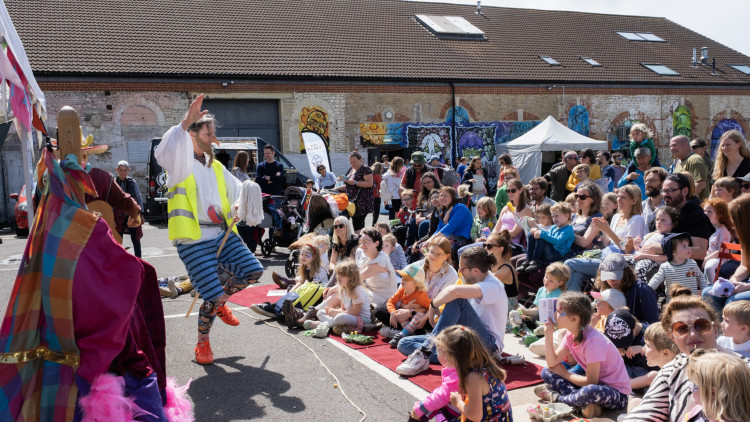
407,0,750,57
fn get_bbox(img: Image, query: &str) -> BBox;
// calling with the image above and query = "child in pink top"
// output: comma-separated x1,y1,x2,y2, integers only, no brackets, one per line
702,199,735,283
409,367,460,421
534,292,630,418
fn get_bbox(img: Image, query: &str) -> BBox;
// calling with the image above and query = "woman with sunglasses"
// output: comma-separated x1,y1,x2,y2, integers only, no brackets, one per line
713,130,750,181
485,230,519,314
625,284,750,422
494,179,532,247
329,216,359,272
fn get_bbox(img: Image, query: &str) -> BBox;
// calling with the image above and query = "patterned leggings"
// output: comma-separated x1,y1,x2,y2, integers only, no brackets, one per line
624,256,659,283
197,275,259,341
541,368,628,410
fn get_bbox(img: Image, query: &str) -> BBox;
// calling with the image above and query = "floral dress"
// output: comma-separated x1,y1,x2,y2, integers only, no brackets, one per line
345,165,374,217
468,368,513,422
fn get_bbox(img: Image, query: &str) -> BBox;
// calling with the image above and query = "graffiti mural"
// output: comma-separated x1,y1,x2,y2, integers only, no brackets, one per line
568,105,590,136
299,106,329,153
673,106,691,139
406,125,452,162
711,119,745,159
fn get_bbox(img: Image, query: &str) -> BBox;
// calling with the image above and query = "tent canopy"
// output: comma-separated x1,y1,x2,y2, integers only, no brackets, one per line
501,115,608,183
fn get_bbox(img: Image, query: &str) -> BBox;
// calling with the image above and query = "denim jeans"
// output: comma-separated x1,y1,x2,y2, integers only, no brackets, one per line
702,283,750,318
397,298,497,364
563,257,602,292
526,235,564,265
417,220,430,239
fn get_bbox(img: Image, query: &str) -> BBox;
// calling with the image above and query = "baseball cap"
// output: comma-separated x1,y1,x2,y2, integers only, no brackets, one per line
660,232,692,262
410,151,426,165
396,262,426,285
591,289,627,311
429,154,440,162
600,253,627,281
117,160,130,168
604,309,636,349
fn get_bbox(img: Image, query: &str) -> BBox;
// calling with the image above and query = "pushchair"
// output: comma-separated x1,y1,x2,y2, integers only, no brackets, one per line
259,186,306,257
284,192,342,278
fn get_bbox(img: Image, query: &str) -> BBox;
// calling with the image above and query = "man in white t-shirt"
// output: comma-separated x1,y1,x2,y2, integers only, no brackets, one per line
396,246,508,376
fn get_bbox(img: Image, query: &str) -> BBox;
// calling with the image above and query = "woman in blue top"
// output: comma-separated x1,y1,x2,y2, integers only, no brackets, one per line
426,186,473,267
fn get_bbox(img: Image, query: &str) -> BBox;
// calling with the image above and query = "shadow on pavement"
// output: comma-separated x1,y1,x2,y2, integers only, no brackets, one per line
188,355,305,421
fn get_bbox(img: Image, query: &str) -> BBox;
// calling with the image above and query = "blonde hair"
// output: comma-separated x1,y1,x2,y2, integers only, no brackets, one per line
374,222,392,234
687,351,750,422
545,262,570,291
432,326,506,394
643,323,679,355
714,130,750,181
550,201,573,218
312,234,330,249
401,189,415,200
565,192,577,208
618,184,643,216
298,244,322,283
723,300,750,327
629,122,653,140
382,233,398,247
332,216,355,246
573,163,590,176
457,184,470,198
334,260,363,299
476,196,496,218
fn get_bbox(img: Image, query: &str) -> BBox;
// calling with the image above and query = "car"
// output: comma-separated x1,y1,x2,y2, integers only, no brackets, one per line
8,184,34,236
145,137,309,222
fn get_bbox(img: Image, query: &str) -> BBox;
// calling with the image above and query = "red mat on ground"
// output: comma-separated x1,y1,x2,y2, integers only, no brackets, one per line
230,284,544,391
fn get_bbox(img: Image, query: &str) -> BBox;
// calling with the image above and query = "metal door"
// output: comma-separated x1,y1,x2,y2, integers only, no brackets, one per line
203,99,280,150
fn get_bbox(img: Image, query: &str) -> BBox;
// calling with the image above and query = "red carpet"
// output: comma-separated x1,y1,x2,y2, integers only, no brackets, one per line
230,284,544,391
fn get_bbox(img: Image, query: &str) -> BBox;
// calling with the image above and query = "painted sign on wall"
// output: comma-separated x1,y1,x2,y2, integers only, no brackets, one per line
299,106,329,153
568,105,590,137
673,106,691,139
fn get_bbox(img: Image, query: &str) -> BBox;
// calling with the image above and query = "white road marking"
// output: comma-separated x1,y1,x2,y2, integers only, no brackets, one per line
325,337,428,401
163,306,248,319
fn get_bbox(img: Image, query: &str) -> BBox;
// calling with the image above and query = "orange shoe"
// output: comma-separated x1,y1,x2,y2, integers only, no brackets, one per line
195,340,214,365
216,305,240,326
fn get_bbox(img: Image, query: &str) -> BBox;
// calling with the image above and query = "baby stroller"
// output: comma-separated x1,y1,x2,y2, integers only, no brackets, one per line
284,193,340,278
259,186,306,257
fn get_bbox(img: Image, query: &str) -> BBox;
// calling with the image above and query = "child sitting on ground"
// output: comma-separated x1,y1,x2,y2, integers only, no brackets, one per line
512,262,568,324
602,309,651,392
312,234,331,273
535,292,630,418
382,233,407,271
306,260,371,335
702,198,735,283
648,232,706,300
471,196,497,241
632,323,678,391
625,206,678,283
590,288,627,332
522,202,575,274
718,301,750,358
438,326,513,422
377,262,431,348
409,353,460,422
685,350,750,422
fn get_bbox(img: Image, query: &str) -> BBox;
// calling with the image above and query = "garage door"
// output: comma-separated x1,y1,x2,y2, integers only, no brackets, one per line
203,99,280,150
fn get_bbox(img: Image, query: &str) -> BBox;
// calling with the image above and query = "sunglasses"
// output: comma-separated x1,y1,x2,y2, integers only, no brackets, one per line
691,144,703,149
671,318,713,336
508,188,518,194
575,194,590,200
334,224,346,229
483,243,500,250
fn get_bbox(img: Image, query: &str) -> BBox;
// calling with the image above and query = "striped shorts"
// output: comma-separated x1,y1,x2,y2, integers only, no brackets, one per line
176,232,264,301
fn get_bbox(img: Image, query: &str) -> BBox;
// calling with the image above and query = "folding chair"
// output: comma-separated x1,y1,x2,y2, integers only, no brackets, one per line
714,242,742,284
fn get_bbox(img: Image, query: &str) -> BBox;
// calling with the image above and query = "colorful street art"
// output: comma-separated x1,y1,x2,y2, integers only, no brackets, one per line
299,106,329,153
406,125,452,162
711,119,744,159
568,105,590,136
673,106,691,139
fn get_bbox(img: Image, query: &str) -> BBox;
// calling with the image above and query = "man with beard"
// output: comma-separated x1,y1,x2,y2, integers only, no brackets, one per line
597,150,616,192
156,94,264,365
528,177,555,212
611,152,626,184
642,167,667,230
639,173,712,265
544,150,578,202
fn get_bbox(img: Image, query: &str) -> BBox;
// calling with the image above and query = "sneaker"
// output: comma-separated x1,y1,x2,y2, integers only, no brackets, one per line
194,340,214,365
272,271,288,289
523,261,542,274
303,320,320,330
396,349,431,376
159,285,172,297
314,322,330,338
509,310,523,326
250,302,277,318
216,305,240,326
297,306,318,326
379,326,399,339
167,278,180,298
332,325,354,336
283,300,303,329
582,403,602,418
533,385,558,403
389,332,404,348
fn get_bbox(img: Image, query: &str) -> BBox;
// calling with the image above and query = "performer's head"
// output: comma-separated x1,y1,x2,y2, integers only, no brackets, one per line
188,114,217,166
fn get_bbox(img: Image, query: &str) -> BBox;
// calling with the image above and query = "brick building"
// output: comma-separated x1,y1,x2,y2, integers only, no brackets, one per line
2,0,749,223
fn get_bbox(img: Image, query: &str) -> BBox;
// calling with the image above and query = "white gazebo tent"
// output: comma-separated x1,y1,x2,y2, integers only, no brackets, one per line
0,0,46,227
502,116,608,183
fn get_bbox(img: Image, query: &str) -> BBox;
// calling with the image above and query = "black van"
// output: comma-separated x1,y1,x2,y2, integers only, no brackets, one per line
145,137,309,222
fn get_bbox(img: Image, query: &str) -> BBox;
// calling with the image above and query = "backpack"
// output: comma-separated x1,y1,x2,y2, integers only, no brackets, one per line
441,167,458,187
274,282,326,316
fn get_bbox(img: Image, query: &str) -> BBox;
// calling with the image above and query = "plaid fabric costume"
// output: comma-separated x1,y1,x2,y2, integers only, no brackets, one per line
0,150,167,421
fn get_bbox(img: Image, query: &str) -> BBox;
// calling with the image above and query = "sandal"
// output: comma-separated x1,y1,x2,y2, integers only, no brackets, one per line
533,385,559,403
342,332,374,345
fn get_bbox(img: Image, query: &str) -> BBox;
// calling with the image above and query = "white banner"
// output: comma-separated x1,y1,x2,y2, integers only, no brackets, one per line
301,132,330,189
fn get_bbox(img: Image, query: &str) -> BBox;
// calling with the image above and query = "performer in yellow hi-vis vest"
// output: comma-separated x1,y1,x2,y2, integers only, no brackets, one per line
155,94,264,365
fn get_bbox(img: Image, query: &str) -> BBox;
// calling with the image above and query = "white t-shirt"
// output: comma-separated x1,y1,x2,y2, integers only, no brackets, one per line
383,171,402,200
356,249,399,307
469,272,508,352
605,213,648,253
341,285,371,320
718,335,750,358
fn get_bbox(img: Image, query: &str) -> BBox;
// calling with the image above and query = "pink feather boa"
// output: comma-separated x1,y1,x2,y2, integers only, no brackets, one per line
79,374,194,422
164,377,194,422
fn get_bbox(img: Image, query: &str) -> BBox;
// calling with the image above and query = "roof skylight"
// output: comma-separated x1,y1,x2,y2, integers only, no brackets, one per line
616,32,666,42
415,15,485,39
729,64,750,75
581,57,602,67
642,63,680,76
540,56,561,66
